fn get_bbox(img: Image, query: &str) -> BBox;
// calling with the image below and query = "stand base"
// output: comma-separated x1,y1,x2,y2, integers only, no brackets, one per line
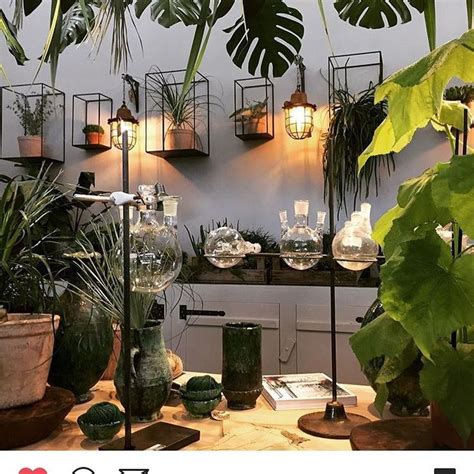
298,401,370,439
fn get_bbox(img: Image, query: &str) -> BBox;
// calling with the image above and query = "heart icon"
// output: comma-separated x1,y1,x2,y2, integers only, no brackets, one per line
19,469,47,474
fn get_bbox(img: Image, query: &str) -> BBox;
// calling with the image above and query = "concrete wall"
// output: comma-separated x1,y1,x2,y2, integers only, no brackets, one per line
0,1,465,252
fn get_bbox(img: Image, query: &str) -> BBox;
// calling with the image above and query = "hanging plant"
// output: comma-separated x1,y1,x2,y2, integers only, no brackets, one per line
323,85,395,217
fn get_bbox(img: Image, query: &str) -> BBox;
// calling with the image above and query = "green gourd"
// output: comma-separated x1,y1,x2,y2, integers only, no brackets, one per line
81,402,123,424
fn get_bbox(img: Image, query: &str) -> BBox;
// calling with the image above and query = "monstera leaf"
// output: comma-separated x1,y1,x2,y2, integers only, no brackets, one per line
380,232,474,358
420,342,474,443
224,0,304,77
59,1,96,52
0,9,28,65
135,0,205,27
334,0,424,28
358,29,474,169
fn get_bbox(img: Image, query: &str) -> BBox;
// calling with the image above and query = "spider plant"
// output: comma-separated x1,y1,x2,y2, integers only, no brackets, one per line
323,85,395,217
0,166,67,312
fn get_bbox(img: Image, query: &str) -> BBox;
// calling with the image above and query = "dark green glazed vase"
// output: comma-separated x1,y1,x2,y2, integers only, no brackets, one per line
48,280,114,404
114,320,172,422
360,299,429,416
222,322,262,410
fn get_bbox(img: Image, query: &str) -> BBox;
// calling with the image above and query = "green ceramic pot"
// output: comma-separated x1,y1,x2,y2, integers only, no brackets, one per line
182,395,222,418
48,279,113,404
360,299,429,417
222,322,262,410
114,320,172,422
77,415,124,442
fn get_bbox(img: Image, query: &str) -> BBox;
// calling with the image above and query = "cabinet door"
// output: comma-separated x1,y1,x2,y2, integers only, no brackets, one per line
169,286,280,375
296,288,377,384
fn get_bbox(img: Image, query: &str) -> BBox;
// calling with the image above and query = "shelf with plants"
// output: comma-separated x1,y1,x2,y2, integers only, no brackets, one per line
0,83,65,165
72,93,113,151
231,77,274,141
145,69,210,159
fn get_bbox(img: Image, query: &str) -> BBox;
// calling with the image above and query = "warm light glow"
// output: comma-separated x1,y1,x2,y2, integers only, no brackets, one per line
110,119,138,150
284,104,315,140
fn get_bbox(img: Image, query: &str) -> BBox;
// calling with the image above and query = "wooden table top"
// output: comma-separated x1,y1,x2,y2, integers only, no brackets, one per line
21,374,382,451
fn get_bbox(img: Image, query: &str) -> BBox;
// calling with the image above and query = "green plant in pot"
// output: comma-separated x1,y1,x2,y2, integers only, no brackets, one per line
0,167,65,409
7,95,54,158
72,215,173,422
82,124,105,145
350,30,474,448
230,98,268,135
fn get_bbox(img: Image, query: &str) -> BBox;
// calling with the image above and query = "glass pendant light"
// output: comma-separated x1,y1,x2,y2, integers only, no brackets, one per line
129,185,182,293
283,56,317,140
204,227,261,269
332,203,378,271
108,74,139,150
280,200,323,270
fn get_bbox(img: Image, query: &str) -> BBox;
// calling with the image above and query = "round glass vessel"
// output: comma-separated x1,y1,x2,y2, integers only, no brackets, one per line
332,213,378,271
204,227,246,269
129,186,182,293
280,200,323,270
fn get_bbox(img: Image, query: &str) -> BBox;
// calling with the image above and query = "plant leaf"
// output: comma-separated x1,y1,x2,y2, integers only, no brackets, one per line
0,9,28,65
431,100,472,132
420,342,474,443
24,0,43,16
224,0,304,78
374,382,389,415
358,29,474,169
333,0,418,29
350,312,413,366
431,154,474,238
380,232,474,358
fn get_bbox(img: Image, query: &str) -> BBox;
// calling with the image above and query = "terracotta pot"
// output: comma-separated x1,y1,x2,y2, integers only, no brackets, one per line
431,402,474,449
165,128,202,151
243,118,267,135
17,135,43,157
85,132,104,145
0,313,60,409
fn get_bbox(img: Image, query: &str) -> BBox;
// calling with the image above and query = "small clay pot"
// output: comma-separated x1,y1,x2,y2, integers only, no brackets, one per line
222,322,262,410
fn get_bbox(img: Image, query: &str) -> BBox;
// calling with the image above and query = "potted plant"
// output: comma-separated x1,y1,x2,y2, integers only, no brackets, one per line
7,95,54,157
146,69,209,151
351,30,474,448
0,167,64,409
230,98,268,135
444,84,474,109
82,124,105,145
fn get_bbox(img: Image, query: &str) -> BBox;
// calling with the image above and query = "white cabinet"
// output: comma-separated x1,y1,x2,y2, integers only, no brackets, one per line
164,284,377,385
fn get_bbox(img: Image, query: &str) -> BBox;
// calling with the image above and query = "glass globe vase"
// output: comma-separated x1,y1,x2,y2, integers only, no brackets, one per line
204,227,261,269
129,186,182,293
280,200,323,271
332,211,378,271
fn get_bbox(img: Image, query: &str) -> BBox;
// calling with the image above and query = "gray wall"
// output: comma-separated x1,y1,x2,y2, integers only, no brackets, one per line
0,1,465,252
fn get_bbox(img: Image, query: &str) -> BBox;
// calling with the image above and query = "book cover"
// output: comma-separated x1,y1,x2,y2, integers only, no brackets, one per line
262,373,357,411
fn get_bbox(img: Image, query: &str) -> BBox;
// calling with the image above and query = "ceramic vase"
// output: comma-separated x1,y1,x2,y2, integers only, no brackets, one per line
114,321,172,422
48,279,113,403
222,322,262,410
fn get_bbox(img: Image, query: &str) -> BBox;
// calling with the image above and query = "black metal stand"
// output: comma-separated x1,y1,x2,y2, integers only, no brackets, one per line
297,52,383,439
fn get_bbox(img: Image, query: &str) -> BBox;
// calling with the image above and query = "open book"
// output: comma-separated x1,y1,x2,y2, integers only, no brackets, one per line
262,373,357,411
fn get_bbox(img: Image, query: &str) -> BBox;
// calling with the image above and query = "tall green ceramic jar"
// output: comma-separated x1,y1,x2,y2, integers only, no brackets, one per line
114,320,172,422
222,322,262,410
48,274,114,404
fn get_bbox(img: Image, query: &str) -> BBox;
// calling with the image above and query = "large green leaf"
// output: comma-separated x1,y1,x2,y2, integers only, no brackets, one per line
135,0,204,27
350,312,413,366
358,29,474,169
380,232,474,358
432,154,474,238
224,0,304,78
59,1,95,52
420,342,474,443
0,9,28,65
333,0,422,29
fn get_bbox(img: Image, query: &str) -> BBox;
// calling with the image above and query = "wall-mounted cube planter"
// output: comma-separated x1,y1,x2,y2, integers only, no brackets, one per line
72,93,113,151
145,69,210,158
0,83,65,165
233,77,274,141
